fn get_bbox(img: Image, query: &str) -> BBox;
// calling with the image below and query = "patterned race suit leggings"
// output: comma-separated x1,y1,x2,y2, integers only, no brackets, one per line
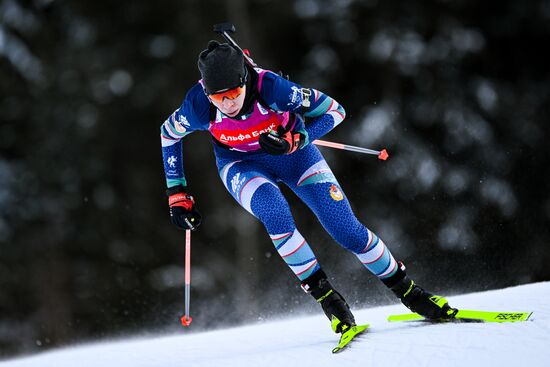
216,144,398,282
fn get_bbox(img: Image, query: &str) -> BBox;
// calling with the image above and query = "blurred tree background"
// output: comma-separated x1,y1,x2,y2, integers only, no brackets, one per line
1,0,549,359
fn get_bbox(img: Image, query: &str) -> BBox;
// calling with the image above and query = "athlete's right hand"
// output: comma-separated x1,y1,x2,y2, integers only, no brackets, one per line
259,125,305,155
167,185,202,231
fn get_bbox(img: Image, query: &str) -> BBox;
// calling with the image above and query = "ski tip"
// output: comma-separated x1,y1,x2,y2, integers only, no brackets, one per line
331,324,369,353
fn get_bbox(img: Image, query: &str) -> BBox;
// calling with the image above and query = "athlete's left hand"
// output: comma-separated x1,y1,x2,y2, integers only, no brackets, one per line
259,125,306,155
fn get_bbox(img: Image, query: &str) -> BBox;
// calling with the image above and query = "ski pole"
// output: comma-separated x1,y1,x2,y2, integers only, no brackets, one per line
181,229,193,327
214,23,257,68
313,139,389,160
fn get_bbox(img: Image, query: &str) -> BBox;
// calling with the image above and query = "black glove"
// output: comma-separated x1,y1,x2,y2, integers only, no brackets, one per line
259,125,306,155
167,185,202,231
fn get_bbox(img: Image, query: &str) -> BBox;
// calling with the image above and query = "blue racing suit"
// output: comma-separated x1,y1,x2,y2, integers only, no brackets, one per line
160,67,398,282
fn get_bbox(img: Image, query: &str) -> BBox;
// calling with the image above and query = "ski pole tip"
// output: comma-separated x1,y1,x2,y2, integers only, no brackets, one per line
378,149,389,161
181,315,193,327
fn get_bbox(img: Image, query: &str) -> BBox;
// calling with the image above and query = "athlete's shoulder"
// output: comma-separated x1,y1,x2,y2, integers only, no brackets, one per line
256,67,292,91
177,82,211,129
256,67,303,111
184,82,211,116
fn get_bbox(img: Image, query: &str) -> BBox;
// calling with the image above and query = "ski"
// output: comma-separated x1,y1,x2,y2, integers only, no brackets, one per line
387,310,533,323
331,324,369,353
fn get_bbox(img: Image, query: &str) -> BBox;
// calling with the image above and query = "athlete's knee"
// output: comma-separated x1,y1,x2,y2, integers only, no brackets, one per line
325,217,371,253
250,183,295,233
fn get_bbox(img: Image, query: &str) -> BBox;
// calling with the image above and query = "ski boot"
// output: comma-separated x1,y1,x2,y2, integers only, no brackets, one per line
301,269,356,333
384,263,457,320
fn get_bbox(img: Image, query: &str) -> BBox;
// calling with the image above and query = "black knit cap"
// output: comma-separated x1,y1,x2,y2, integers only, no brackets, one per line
198,40,247,94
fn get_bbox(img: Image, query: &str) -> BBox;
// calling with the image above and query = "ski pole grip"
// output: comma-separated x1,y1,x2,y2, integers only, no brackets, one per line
214,23,236,34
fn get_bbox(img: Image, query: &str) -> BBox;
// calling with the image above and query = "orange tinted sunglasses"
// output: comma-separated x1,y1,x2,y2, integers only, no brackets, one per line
208,85,245,103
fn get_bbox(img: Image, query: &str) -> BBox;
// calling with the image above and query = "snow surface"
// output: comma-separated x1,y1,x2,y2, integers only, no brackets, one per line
2,282,550,367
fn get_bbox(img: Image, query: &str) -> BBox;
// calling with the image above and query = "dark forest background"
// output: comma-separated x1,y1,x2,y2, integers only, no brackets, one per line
1,0,549,359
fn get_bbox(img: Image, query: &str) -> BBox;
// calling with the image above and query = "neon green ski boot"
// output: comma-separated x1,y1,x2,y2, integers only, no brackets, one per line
391,276,457,320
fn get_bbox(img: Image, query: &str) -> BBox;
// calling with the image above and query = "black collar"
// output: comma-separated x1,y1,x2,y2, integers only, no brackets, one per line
231,65,259,120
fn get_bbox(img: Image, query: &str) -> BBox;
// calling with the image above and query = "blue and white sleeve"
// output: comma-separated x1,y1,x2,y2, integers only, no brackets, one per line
302,89,346,141
259,71,346,142
160,84,210,188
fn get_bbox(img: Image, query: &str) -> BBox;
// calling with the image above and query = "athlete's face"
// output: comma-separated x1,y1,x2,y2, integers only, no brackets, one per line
209,85,246,117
